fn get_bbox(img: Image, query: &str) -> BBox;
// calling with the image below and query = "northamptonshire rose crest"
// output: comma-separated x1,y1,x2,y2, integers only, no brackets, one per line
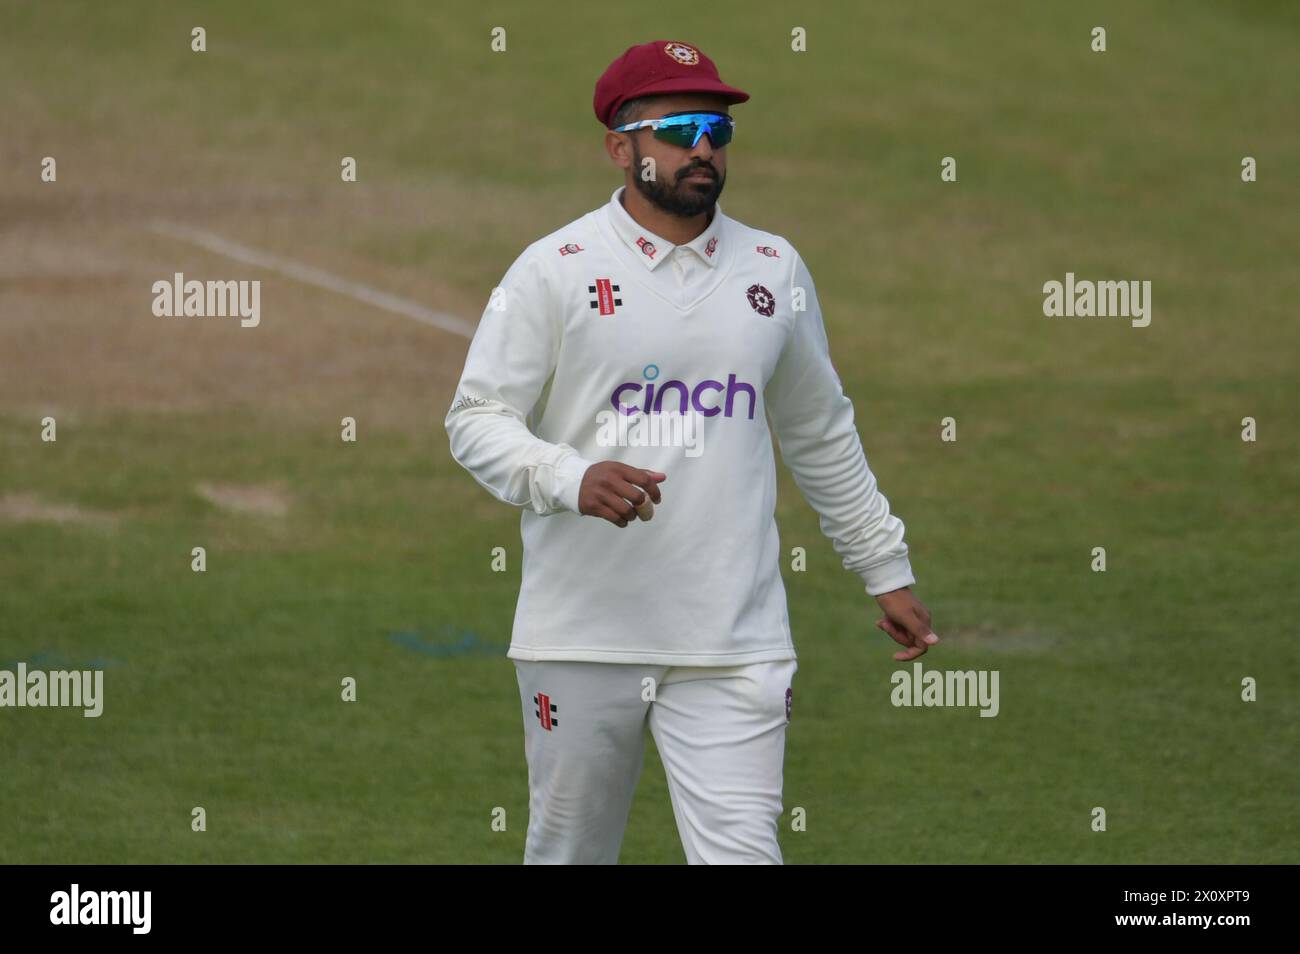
664,42,701,66
746,283,775,317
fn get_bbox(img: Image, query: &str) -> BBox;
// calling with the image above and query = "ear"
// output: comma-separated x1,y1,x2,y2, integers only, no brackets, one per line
605,130,634,170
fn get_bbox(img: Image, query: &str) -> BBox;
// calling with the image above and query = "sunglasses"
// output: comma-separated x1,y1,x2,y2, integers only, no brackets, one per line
611,110,735,148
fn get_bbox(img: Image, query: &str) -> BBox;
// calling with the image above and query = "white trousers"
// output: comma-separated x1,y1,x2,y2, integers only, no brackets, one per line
512,658,797,864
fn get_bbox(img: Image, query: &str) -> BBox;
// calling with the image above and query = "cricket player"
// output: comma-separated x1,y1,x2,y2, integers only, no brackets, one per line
444,40,938,864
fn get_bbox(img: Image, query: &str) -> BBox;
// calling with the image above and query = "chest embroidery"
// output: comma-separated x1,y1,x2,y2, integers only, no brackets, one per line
589,279,622,316
746,283,776,317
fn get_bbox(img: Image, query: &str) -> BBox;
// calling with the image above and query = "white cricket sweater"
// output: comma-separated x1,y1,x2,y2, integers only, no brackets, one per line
444,186,915,665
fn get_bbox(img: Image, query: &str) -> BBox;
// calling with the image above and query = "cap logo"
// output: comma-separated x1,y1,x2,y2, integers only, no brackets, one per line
664,42,700,66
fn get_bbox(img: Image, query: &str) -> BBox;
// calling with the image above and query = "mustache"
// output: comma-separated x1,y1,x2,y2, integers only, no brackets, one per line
679,164,718,180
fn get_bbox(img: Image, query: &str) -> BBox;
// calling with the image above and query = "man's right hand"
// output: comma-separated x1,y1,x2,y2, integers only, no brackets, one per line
577,462,666,528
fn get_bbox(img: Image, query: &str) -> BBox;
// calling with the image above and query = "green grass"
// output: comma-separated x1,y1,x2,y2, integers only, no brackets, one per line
1,0,1297,862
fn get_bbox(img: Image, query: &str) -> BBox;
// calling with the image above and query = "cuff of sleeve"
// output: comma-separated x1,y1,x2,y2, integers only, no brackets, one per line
552,452,595,515
857,555,916,597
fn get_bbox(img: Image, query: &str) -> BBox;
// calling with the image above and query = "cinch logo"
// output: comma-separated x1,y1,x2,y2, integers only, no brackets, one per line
611,364,757,420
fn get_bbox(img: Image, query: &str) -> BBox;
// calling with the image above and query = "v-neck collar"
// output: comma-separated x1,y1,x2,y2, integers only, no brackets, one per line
604,186,725,271
596,186,735,313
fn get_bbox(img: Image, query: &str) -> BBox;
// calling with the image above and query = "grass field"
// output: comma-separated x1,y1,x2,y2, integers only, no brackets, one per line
1,0,1296,863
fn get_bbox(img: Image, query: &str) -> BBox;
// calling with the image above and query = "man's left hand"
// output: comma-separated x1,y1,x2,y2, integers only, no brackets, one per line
874,587,939,661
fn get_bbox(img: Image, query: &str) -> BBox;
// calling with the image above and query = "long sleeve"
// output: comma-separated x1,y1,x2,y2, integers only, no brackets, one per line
444,247,595,515
764,249,916,596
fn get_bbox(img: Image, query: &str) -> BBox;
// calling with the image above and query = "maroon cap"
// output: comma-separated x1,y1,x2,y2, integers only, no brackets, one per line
594,40,749,128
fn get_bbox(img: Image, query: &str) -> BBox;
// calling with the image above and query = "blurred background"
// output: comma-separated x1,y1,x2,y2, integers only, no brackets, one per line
1,0,1296,863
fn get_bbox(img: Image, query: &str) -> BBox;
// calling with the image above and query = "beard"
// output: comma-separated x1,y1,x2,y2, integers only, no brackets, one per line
630,141,726,218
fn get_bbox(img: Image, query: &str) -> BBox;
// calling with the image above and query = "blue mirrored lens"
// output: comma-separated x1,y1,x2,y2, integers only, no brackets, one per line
654,113,734,148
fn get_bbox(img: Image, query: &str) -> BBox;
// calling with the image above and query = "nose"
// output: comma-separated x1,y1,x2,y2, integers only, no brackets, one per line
688,133,716,160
